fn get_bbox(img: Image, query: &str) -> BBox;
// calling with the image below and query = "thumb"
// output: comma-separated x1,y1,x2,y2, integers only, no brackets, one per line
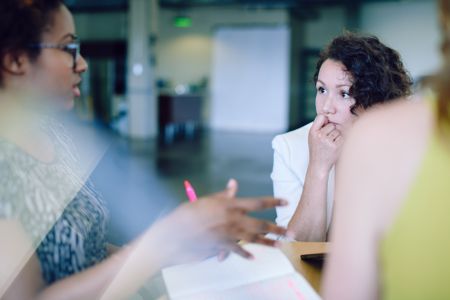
311,114,329,132
207,178,239,199
224,178,238,198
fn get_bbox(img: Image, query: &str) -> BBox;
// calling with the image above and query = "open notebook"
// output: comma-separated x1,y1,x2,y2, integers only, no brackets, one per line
162,244,321,300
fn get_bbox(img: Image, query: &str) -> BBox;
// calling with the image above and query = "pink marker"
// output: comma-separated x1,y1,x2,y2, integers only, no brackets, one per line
184,180,198,203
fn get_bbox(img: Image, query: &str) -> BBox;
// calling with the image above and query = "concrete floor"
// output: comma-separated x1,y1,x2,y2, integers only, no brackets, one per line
68,115,280,245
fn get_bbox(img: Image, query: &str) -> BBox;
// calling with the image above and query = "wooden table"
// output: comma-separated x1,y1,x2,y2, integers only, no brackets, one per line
280,242,329,294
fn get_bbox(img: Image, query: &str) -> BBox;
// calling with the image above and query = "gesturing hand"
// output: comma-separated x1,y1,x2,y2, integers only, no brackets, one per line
308,114,344,175
149,179,289,265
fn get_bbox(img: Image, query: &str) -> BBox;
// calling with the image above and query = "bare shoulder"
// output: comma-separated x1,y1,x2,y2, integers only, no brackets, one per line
350,96,432,147
340,95,434,233
343,97,433,171
324,96,435,299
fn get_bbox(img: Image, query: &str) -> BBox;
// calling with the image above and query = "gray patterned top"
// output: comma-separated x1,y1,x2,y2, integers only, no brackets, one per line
0,118,108,284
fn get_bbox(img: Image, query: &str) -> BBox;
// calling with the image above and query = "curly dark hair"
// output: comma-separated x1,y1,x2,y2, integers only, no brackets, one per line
433,0,450,129
0,0,64,86
313,32,413,114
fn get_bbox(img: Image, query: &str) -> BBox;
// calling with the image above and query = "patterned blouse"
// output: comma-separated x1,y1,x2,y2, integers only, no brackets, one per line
0,117,108,284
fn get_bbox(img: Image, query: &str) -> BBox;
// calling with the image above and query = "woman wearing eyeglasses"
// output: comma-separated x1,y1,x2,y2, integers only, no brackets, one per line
0,1,289,299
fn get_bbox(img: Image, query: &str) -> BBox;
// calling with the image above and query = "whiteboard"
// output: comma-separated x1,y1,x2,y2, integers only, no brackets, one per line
210,26,290,132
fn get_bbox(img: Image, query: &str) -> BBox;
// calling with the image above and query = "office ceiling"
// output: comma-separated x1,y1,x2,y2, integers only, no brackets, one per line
66,0,403,12
65,0,127,12
160,0,401,9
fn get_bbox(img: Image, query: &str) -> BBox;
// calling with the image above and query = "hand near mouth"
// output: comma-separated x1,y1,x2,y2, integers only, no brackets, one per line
308,114,344,175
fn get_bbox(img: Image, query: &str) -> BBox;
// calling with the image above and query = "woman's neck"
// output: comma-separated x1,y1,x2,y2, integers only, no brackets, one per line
0,91,56,164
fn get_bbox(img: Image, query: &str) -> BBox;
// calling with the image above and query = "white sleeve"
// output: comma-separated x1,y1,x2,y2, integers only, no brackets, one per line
270,135,305,228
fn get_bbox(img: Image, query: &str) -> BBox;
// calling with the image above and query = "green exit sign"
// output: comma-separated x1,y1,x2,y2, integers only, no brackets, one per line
173,16,192,28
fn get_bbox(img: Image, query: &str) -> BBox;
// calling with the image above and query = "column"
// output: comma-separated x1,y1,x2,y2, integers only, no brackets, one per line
127,0,157,138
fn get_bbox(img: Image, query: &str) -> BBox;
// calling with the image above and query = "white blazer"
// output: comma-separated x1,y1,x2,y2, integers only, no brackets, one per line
271,122,335,229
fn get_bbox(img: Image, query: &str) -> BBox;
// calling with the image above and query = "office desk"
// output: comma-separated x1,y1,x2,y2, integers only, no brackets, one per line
280,242,329,294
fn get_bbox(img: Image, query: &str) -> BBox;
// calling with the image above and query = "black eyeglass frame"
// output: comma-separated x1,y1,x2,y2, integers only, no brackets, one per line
29,39,81,70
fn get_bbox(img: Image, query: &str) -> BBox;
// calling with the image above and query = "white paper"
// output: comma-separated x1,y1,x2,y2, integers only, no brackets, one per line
162,244,321,300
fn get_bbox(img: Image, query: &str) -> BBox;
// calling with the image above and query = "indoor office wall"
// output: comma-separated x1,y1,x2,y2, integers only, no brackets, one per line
360,0,440,80
210,26,290,132
75,8,288,89
303,6,347,49
156,7,288,127
156,7,288,88
74,8,288,130
74,12,127,40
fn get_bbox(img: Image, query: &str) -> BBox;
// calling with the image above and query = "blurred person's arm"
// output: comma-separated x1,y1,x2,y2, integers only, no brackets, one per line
288,115,342,241
322,100,431,299
3,181,289,300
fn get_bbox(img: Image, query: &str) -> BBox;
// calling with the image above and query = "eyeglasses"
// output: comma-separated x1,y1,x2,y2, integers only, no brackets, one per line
29,39,81,70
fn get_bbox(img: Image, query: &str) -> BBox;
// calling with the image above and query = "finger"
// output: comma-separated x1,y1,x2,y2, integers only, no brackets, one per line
327,129,340,140
235,217,288,237
319,123,336,136
226,243,254,260
207,178,239,199
233,197,288,212
224,178,238,198
311,114,329,132
251,235,281,248
217,250,231,262
334,134,344,144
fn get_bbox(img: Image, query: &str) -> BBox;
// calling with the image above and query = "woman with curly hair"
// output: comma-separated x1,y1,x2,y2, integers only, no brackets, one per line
323,0,450,298
271,33,413,241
